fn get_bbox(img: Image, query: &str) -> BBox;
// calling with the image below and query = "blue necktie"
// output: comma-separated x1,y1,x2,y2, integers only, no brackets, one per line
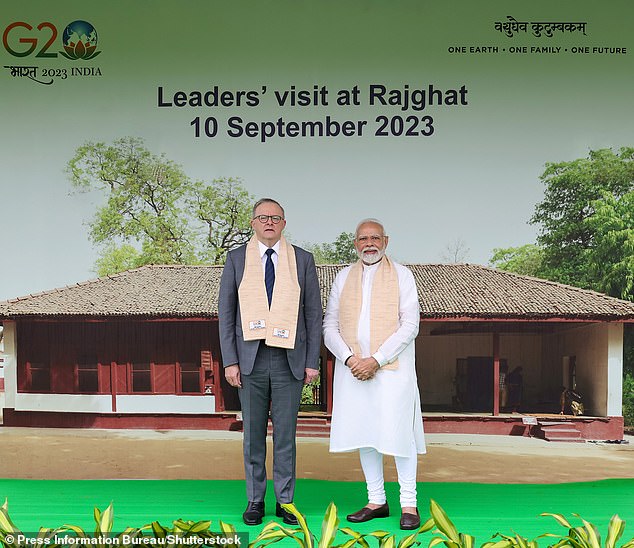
265,248,275,308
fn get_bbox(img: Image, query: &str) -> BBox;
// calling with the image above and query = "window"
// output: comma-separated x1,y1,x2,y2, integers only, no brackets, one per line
180,362,201,393
132,362,151,392
28,362,50,392
77,355,99,393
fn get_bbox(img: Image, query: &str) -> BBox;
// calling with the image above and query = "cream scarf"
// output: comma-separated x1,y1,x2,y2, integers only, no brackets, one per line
339,256,400,370
238,235,300,349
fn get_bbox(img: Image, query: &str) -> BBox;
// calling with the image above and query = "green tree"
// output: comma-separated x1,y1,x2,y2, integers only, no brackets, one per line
624,371,634,429
68,137,196,265
488,244,544,277
585,190,634,301
94,243,142,277
530,147,634,288
305,232,356,264
189,178,253,264
529,147,634,424
67,137,253,272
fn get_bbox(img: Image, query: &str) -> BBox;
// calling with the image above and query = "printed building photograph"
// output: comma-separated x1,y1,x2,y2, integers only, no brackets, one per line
1,263,632,441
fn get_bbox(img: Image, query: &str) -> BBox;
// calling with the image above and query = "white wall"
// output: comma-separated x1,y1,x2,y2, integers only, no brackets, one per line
542,322,623,416
607,323,623,416
14,393,215,414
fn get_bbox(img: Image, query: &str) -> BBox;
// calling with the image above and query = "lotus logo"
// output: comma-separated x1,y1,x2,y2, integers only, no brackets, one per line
59,20,101,60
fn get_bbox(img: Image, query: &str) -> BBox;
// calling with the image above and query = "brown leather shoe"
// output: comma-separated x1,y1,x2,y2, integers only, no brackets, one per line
346,503,389,523
400,509,420,530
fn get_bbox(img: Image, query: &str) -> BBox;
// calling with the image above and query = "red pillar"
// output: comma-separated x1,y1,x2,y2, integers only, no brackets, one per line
493,332,500,416
326,352,334,415
110,361,117,412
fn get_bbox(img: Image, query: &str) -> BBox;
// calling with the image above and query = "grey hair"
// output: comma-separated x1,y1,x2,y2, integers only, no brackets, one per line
252,198,285,218
355,218,386,238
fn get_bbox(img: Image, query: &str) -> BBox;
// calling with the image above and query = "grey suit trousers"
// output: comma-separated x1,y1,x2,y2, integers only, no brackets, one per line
240,342,303,503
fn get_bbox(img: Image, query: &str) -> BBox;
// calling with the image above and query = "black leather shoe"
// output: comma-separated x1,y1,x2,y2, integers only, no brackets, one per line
346,503,389,523
276,502,299,525
400,509,420,530
243,501,265,526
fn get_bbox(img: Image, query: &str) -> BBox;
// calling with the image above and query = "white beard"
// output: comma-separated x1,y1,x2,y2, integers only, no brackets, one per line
358,247,385,265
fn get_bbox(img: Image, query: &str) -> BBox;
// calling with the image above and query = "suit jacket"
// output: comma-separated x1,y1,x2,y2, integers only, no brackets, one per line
218,243,322,380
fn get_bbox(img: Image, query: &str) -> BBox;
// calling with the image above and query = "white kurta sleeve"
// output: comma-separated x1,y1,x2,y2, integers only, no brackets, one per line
372,266,420,366
322,268,354,363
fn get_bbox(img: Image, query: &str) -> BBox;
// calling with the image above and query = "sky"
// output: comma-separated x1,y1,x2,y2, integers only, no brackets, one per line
1,1,633,301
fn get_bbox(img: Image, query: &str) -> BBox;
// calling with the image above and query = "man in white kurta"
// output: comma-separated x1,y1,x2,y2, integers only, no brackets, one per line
323,219,425,530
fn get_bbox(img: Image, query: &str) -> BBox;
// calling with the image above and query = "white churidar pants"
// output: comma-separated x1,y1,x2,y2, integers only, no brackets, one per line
359,440,418,507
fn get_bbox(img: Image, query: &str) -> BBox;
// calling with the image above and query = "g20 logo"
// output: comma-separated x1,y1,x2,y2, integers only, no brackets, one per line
3,20,101,60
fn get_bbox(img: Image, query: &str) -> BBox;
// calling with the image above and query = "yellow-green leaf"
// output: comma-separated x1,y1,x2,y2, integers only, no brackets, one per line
367,531,391,539
482,540,512,548
605,515,625,548
428,537,447,548
60,524,88,537
0,507,19,534
219,520,236,534
318,501,339,548
460,532,476,548
281,503,313,548
579,517,600,548
186,521,213,534
541,513,573,530
418,517,435,534
430,500,460,543
397,530,421,548
151,521,168,537
96,503,114,534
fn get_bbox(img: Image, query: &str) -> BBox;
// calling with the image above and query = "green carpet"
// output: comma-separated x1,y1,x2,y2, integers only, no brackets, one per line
1,479,633,543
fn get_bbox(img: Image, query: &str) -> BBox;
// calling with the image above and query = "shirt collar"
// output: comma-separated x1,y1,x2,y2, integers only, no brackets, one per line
258,240,280,258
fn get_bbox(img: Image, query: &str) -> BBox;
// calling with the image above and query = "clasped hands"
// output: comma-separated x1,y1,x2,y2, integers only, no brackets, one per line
346,355,379,381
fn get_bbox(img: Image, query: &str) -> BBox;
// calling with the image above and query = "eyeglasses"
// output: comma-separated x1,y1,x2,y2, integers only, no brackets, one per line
254,215,283,224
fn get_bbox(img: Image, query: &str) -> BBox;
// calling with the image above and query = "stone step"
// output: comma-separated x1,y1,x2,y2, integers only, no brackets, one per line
268,416,331,438
545,437,586,443
538,423,583,442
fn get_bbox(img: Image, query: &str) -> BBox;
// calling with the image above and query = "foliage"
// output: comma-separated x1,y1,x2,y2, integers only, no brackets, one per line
94,243,142,277
188,178,254,265
584,191,634,301
530,147,634,290
306,233,357,264
541,512,634,548
625,328,634,379
67,137,254,274
2,499,634,548
301,379,321,406
0,500,150,548
251,501,431,548
623,372,634,429
488,244,544,277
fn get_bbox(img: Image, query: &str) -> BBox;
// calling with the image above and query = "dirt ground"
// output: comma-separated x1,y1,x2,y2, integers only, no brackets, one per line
1,427,633,484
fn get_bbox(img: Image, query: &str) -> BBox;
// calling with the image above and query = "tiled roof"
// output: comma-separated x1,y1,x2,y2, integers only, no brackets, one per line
1,263,633,321
0,265,218,319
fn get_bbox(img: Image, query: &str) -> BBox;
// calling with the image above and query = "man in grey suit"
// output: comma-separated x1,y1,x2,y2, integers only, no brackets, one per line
219,197,322,526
